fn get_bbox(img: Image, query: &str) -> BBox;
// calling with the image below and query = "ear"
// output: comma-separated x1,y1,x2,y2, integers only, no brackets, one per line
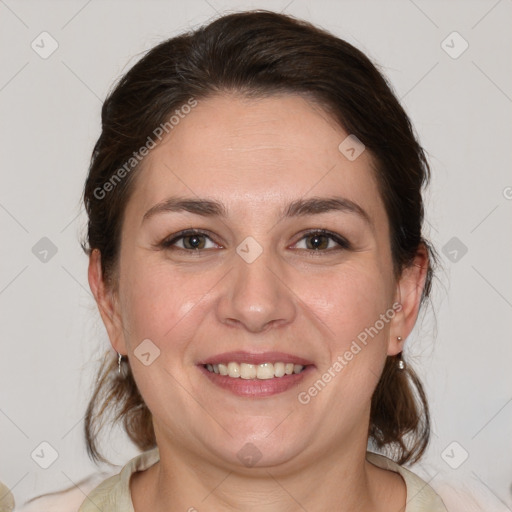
387,244,429,356
88,249,127,355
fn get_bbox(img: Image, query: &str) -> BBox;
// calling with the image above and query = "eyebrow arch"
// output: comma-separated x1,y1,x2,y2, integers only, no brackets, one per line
282,196,371,225
142,196,371,225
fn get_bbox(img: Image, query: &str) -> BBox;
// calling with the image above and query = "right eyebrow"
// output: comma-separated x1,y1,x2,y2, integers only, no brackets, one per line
142,197,228,223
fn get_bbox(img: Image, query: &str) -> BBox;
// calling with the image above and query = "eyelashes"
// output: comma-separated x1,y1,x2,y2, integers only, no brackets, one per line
293,230,350,252
160,229,219,251
158,228,351,254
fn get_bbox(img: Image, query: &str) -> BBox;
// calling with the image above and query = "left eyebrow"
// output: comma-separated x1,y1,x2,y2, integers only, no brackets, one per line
280,196,371,226
142,195,372,227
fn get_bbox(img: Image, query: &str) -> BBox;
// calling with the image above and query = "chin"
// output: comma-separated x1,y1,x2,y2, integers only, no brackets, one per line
203,428,307,470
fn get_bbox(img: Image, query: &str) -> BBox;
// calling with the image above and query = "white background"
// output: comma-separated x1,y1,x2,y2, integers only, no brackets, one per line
1,0,511,510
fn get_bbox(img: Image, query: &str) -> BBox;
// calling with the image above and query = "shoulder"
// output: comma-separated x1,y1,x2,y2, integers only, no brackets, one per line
18,472,111,512
0,481,14,511
78,448,160,512
366,451,448,512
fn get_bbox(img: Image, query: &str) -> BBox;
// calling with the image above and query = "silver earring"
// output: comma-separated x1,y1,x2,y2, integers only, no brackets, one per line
396,337,406,370
118,352,123,374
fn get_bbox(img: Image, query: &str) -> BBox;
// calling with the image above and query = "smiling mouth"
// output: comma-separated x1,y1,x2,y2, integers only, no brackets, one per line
203,361,307,379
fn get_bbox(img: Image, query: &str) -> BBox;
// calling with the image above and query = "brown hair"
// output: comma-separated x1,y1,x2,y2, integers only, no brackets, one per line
83,10,435,465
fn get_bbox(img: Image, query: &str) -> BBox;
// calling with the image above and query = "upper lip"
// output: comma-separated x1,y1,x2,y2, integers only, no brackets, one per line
197,351,314,366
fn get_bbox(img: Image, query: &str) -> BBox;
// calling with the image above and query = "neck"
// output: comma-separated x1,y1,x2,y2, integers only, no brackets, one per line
131,431,401,512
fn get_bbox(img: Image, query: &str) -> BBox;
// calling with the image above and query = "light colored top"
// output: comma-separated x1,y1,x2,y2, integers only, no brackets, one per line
0,480,15,512
78,448,448,512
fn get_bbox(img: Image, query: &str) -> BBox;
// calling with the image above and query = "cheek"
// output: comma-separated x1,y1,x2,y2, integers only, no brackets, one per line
296,261,394,403
300,260,393,347
117,261,214,416
118,259,212,351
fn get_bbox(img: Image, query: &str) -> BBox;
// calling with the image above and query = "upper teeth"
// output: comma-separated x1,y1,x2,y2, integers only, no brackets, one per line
205,362,305,379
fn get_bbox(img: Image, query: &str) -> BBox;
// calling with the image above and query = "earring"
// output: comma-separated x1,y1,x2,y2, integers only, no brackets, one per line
396,351,406,371
118,352,123,374
396,337,405,370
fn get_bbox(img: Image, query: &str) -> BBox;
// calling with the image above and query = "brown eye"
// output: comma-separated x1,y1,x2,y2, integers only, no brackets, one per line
181,234,207,250
305,234,330,250
294,230,350,252
161,230,218,251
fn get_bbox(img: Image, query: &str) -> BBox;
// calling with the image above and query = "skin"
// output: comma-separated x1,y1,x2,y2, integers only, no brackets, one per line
89,93,428,512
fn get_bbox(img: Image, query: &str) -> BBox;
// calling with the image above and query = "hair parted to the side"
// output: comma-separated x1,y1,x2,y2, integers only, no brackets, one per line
83,10,435,465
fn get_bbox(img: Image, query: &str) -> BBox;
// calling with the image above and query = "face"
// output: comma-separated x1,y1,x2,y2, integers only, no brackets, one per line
91,93,421,471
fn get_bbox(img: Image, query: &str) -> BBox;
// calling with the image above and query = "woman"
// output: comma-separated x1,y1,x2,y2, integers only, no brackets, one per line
79,10,447,511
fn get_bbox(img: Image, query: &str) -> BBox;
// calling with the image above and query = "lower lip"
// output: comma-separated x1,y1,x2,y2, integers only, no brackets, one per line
198,364,314,397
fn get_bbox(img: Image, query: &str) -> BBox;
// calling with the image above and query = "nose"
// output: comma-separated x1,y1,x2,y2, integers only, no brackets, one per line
216,245,297,333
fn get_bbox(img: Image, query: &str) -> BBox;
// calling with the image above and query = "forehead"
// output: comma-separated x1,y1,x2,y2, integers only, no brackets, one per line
127,93,386,224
